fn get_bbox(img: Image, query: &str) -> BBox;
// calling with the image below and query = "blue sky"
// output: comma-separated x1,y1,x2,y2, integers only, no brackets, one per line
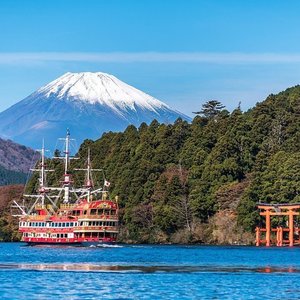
1,0,300,116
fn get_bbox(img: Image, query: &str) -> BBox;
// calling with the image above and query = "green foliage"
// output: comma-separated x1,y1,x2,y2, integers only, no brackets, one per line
21,85,300,242
193,100,226,119
0,165,27,186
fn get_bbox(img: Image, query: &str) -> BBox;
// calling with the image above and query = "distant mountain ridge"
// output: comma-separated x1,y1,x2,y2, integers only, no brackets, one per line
0,138,36,173
0,138,36,186
0,72,190,149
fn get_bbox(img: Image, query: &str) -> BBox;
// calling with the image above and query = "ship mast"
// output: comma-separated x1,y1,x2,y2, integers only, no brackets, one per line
54,129,77,203
75,148,102,202
63,129,71,203
38,140,46,205
18,140,56,215
28,140,51,206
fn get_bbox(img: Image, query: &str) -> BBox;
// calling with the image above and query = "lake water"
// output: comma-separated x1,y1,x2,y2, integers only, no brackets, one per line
0,243,300,299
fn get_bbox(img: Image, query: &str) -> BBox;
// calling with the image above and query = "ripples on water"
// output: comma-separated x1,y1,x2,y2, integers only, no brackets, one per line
1,243,300,299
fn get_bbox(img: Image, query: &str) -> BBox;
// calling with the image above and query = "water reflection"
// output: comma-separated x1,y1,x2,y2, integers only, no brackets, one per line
0,263,298,273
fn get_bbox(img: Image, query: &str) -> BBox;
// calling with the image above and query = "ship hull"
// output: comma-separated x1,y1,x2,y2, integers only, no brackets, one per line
25,241,116,247
22,237,117,246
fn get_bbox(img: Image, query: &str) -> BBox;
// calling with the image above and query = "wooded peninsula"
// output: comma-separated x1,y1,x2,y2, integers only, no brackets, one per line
2,85,300,244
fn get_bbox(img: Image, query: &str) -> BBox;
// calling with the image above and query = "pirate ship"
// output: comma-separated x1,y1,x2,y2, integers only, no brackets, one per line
12,130,119,245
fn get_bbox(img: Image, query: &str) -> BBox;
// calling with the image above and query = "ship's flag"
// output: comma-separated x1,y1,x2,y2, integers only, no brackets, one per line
104,180,111,187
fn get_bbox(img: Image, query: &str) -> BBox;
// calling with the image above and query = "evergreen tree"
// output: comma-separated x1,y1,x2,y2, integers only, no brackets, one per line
193,100,226,119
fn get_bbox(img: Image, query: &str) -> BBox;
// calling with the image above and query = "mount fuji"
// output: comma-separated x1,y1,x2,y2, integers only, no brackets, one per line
0,72,190,149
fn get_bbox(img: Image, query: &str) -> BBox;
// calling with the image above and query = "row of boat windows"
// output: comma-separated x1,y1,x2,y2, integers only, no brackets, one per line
79,221,117,227
23,233,72,238
71,209,117,216
20,222,78,228
20,221,117,227
23,232,118,239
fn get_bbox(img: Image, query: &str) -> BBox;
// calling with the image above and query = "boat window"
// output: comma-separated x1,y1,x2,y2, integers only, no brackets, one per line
91,209,97,215
83,210,87,215
58,222,61,227
71,222,74,227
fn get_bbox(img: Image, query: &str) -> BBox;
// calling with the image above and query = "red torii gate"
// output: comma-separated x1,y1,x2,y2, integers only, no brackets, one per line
256,203,300,247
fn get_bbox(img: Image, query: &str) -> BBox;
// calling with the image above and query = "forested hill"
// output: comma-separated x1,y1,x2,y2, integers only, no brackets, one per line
60,84,299,243
0,138,36,186
17,85,300,243
0,138,36,173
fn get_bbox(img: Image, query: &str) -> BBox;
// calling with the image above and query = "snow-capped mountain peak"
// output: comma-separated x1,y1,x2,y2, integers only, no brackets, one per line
0,71,190,149
36,72,169,114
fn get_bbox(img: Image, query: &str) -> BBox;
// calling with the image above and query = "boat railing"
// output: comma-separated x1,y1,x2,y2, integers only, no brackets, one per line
78,215,118,221
35,205,46,210
60,204,77,210
74,226,118,232
27,215,48,221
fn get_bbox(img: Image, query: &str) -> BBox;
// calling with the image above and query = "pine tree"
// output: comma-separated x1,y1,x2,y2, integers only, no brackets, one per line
193,100,225,119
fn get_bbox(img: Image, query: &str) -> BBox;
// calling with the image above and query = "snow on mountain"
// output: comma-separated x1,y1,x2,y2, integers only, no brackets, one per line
36,72,168,116
0,72,191,149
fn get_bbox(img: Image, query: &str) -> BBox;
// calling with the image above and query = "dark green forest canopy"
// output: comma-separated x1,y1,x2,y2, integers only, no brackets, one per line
26,85,300,242
0,165,26,186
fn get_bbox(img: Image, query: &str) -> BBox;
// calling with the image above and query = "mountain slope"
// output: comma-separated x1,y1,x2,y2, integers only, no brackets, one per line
0,138,36,186
0,72,190,149
0,165,27,186
0,138,36,173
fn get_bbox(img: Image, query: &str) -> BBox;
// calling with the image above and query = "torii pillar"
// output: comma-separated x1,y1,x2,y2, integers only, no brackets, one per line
289,209,294,247
257,204,300,247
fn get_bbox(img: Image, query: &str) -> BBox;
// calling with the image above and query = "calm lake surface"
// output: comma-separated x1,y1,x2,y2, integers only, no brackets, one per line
0,243,300,299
